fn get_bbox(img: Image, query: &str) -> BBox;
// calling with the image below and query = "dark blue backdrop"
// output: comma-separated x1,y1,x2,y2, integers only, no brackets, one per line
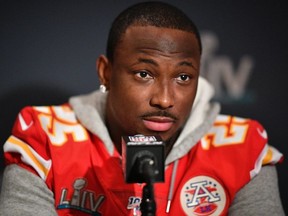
0,0,287,212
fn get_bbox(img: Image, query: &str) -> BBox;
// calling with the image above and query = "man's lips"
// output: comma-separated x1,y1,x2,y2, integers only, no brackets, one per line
142,116,175,132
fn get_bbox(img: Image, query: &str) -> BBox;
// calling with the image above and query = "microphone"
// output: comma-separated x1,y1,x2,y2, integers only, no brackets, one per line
121,135,165,184
122,135,165,216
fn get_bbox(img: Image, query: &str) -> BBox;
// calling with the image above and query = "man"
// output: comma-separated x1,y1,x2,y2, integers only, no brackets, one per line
0,2,285,215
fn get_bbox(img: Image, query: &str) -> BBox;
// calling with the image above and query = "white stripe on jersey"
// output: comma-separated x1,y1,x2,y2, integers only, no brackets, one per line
4,135,52,180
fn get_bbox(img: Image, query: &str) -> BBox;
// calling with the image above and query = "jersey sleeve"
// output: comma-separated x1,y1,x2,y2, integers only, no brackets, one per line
3,106,52,181
248,120,283,179
201,115,283,181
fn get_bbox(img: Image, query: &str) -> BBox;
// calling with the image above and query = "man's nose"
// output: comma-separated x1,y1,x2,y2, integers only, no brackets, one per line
149,81,175,109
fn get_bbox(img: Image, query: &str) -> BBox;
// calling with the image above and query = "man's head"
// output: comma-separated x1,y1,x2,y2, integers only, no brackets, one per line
106,1,202,62
97,1,202,153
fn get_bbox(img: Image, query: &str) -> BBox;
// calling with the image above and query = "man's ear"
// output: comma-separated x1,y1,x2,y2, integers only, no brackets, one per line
96,55,111,90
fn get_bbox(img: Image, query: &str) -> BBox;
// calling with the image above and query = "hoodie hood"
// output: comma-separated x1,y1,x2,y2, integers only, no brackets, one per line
165,77,220,164
69,76,220,164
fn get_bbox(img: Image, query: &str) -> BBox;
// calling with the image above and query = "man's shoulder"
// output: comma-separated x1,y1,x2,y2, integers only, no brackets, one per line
199,113,283,176
3,103,95,181
213,114,259,127
18,103,82,131
23,104,89,146
201,114,265,149
20,103,72,117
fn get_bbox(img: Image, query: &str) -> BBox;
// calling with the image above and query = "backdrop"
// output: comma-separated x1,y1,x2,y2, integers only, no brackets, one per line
1,0,287,212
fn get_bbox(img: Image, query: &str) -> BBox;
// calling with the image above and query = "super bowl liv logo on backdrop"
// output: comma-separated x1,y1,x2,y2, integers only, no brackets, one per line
200,31,255,104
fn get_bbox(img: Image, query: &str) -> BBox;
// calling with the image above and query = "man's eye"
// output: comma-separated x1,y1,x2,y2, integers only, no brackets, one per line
177,74,190,82
135,71,153,79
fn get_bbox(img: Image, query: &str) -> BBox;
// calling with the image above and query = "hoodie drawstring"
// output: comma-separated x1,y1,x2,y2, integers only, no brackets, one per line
166,159,179,213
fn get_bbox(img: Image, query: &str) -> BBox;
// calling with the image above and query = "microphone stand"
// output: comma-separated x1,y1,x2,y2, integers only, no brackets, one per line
138,157,157,216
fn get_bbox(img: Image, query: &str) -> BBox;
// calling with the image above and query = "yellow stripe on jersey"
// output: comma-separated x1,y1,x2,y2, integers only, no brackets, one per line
262,146,283,165
3,136,52,180
250,144,283,179
262,147,273,165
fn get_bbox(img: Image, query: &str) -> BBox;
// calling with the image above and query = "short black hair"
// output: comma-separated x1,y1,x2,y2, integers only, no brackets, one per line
106,1,202,61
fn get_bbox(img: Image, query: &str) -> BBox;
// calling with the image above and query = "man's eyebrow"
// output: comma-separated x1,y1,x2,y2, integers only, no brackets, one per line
137,58,196,69
137,58,158,66
178,61,193,67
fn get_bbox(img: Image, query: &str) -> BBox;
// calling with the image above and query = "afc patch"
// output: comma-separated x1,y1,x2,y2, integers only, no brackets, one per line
180,176,226,216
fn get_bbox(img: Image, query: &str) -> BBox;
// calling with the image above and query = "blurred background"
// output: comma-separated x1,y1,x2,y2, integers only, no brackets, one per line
0,0,287,212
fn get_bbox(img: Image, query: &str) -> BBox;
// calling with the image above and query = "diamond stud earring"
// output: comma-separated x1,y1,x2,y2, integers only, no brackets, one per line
99,84,106,93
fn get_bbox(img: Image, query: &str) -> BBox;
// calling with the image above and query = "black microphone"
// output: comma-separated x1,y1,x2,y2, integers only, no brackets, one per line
121,135,165,184
122,135,165,216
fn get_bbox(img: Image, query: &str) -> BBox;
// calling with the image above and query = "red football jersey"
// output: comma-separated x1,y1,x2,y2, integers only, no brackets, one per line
3,105,283,216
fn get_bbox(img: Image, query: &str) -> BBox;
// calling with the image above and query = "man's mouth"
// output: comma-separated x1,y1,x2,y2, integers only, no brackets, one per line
142,116,175,132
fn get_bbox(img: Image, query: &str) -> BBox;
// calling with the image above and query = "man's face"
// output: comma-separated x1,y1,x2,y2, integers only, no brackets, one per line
104,25,201,145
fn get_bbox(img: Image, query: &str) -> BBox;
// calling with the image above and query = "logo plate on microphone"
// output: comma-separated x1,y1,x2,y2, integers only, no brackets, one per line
122,135,165,183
